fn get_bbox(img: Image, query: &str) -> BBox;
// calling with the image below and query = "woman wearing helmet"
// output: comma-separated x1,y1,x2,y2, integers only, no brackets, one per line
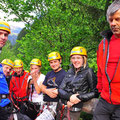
26,58,45,120
58,46,98,120
36,52,66,120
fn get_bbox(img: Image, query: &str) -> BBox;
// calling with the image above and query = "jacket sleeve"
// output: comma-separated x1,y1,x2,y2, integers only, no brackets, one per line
77,68,99,102
96,41,103,93
58,72,73,101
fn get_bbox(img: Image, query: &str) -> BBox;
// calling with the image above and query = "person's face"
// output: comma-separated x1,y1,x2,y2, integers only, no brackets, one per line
3,65,12,77
0,30,9,48
71,55,84,69
30,64,40,73
49,59,61,71
109,9,120,38
14,67,23,76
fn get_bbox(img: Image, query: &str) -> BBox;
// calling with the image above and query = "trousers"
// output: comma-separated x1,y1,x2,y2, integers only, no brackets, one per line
93,98,120,120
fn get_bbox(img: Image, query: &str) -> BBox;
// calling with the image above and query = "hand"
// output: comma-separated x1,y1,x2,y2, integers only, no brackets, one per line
70,94,81,104
30,69,39,82
67,101,74,108
52,89,58,95
46,88,58,98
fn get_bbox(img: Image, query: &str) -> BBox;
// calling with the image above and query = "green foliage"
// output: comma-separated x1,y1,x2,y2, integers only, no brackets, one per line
0,0,114,119
0,41,17,62
0,0,113,74
80,112,93,120
16,0,108,74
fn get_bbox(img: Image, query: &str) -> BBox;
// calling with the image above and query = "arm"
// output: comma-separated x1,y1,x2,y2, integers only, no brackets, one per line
9,77,14,93
58,72,73,101
77,68,99,102
41,84,57,98
96,47,103,93
30,70,43,94
33,78,43,94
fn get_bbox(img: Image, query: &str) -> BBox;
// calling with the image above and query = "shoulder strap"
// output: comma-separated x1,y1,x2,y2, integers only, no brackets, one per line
21,72,29,87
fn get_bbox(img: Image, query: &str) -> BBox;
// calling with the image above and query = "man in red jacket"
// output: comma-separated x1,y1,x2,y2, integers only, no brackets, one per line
93,0,120,120
10,59,30,114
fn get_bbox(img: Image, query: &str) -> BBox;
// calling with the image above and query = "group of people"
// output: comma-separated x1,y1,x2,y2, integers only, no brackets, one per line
1,47,98,120
0,0,120,120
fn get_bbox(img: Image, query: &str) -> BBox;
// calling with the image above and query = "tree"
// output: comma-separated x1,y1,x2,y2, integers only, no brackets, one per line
0,0,114,119
0,0,113,73
0,41,17,62
14,0,109,73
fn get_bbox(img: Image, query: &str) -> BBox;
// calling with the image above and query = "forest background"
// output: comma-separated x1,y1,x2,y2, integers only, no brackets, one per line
0,0,114,119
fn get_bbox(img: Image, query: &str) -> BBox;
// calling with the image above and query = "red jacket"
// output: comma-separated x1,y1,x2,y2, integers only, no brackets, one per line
97,30,120,105
10,70,30,101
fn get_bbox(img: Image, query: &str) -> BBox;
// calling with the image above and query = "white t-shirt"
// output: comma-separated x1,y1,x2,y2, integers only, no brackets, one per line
28,74,45,102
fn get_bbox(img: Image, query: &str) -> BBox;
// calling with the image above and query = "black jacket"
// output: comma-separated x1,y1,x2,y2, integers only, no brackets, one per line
58,64,98,108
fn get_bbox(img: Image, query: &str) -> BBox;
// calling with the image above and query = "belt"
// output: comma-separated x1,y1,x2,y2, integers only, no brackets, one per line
45,102,58,105
43,102,58,106
62,103,81,112
69,107,81,112
0,94,9,99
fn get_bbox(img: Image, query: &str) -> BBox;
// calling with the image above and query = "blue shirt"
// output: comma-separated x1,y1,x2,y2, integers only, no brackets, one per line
0,64,10,107
43,69,66,102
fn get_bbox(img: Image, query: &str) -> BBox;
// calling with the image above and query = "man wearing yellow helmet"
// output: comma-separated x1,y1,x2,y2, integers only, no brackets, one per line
58,46,98,120
0,21,11,53
1,59,14,87
0,21,11,120
36,52,66,120
10,59,30,114
25,58,45,120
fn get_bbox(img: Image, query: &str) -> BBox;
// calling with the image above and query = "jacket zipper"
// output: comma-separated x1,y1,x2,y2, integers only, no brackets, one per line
70,71,78,93
104,40,112,104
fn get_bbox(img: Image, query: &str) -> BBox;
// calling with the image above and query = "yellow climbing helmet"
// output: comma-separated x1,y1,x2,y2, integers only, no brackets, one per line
30,58,41,66
0,21,11,34
48,52,61,61
1,59,14,68
25,70,29,73
14,59,23,68
70,46,87,57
